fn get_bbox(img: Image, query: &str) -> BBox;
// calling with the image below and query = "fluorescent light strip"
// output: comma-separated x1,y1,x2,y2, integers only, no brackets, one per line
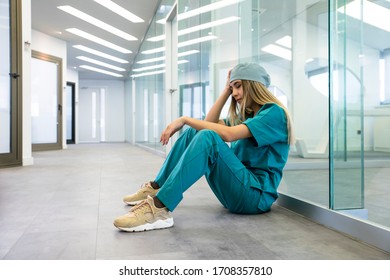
133,59,188,72
141,36,217,55
339,0,390,32
136,50,199,64
178,50,200,57
275,35,292,49
80,65,123,77
177,35,218,47
94,0,144,23
178,60,189,64
76,56,126,71
58,5,137,41
66,28,132,54
149,17,240,42
141,46,166,55
178,16,240,36
147,35,166,42
156,18,167,25
132,61,189,78
177,0,243,21
73,45,128,64
131,70,165,78
261,44,292,61
137,56,166,64
133,63,166,72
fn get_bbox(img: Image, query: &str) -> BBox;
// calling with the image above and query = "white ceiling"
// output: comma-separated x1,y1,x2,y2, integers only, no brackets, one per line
31,0,390,81
31,0,161,80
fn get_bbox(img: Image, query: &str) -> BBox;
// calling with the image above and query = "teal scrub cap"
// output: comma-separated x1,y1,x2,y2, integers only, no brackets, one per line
229,62,271,88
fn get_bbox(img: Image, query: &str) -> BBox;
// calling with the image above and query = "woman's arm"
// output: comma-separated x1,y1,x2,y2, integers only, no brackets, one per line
204,70,232,124
204,87,231,124
160,116,252,145
160,69,248,145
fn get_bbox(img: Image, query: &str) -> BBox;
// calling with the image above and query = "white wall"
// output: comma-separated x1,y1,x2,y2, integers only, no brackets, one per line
21,1,73,165
124,79,133,143
22,0,32,165
79,79,125,142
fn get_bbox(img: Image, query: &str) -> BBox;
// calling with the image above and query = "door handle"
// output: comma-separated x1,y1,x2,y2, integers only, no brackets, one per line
9,73,20,79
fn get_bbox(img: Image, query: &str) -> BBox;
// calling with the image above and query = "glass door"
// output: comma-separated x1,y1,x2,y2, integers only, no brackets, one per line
179,82,207,119
0,0,22,167
31,51,63,151
0,0,11,155
330,0,364,213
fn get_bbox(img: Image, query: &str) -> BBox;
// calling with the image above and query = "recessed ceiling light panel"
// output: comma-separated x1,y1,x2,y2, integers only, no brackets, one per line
76,56,126,71
80,64,123,77
66,28,132,54
94,0,144,23
58,5,137,40
73,45,129,64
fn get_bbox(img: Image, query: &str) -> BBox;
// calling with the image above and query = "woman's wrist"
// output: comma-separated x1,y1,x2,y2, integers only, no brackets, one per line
181,116,188,125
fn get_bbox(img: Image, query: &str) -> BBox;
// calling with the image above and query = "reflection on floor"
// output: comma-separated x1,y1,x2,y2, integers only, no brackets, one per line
135,141,164,155
0,143,389,260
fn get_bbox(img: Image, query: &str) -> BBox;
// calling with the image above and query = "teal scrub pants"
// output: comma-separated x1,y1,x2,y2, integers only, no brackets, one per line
155,128,264,214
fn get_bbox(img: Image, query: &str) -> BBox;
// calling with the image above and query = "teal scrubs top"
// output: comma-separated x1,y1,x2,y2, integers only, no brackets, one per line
228,103,289,211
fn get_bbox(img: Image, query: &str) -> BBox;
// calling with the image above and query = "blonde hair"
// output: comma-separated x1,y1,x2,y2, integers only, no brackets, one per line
228,80,295,145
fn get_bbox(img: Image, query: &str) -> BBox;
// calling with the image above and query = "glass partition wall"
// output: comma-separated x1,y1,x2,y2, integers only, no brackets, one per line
330,0,365,214
330,0,390,227
260,1,331,209
131,1,175,154
129,0,390,242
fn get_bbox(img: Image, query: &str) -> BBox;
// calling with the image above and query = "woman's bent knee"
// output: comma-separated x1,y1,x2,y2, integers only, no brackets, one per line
195,129,221,142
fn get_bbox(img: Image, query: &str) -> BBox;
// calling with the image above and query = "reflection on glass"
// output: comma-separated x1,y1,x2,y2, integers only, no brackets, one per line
0,78,11,153
0,0,11,154
131,0,174,153
331,0,390,227
31,58,58,144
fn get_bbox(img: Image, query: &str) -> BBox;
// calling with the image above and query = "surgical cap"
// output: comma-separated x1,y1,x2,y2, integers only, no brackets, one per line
229,62,271,88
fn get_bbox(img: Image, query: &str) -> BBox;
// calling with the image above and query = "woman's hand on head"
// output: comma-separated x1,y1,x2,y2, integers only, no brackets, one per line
160,117,186,145
225,69,233,94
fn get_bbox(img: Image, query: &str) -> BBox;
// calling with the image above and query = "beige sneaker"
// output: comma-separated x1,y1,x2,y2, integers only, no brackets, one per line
123,182,158,205
114,195,174,232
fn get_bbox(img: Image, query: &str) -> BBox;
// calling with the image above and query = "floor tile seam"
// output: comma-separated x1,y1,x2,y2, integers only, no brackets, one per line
0,231,26,260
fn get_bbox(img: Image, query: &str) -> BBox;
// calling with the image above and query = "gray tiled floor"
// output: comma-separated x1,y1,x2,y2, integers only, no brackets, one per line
0,143,389,260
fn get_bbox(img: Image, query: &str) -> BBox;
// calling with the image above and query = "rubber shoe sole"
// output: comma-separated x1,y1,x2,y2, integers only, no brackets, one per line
115,217,174,232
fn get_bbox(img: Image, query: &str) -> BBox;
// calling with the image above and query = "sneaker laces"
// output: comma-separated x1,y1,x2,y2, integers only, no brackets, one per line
140,182,152,190
130,200,152,215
